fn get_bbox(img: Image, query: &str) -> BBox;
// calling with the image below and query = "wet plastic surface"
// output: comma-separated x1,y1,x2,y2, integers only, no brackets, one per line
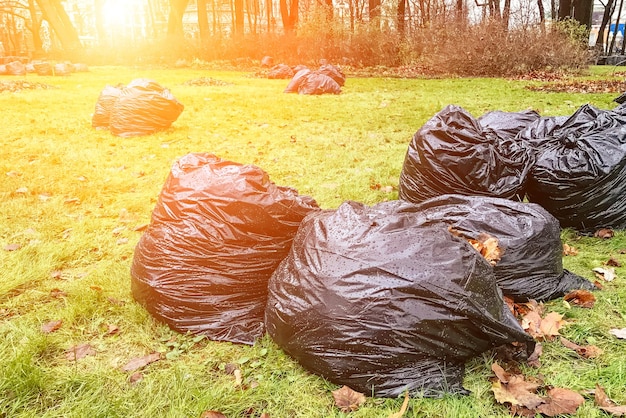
399,105,534,203
284,68,342,95
526,104,626,232
92,78,184,137
91,85,123,129
404,194,596,301
267,64,294,79
265,200,533,397
131,153,320,345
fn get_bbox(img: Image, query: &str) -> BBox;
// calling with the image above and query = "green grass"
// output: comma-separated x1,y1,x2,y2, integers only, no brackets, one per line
1,66,625,417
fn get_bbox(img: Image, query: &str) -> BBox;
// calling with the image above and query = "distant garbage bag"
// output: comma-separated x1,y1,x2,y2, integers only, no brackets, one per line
131,153,320,345
404,194,596,301
317,64,346,87
33,61,52,76
526,104,626,232
265,200,533,397
6,61,25,75
91,85,123,129
0,65,6,75
53,63,72,76
267,64,294,79
109,78,184,137
284,68,342,95
399,105,534,204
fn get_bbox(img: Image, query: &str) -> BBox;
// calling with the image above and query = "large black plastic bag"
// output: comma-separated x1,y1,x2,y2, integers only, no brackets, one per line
525,104,626,232
131,153,320,344
265,200,533,397
398,105,534,204
477,109,540,138
91,85,123,129
109,78,184,137
284,69,341,95
403,194,596,301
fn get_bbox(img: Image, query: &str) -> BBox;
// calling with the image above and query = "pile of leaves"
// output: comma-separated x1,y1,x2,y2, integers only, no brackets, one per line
525,78,626,94
182,77,233,87
0,80,57,93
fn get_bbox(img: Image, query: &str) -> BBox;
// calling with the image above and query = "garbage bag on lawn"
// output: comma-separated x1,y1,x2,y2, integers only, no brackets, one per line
526,104,626,232
267,64,294,79
109,78,184,137
317,64,346,87
91,85,123,129
265,200,533,397
477,109,540,138
404,194,596,302
6,61,25,75
131,153,320,345
398,105,534,204
284,69,342,95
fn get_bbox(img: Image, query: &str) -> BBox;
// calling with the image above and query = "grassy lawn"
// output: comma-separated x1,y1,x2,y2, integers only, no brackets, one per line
1,65,625,417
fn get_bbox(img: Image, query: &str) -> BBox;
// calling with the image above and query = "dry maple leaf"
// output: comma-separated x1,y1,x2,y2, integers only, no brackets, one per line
448,228,503,265
539,312,566,340
594,228,614,239
491,376,544,409
121,352,161,372
560,337,603,359
563,289,596,308
41,319,63,334
610,328,626,339
594,267,616,282
536,388,584,416
595,384,626,416
3,243,21,251
332,385,366,412
563,243,578,256
606,257,622,267
65,343,96,361
129,372,143,385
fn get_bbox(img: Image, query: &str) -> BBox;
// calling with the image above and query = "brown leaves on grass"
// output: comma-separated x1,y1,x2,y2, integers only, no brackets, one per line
562,243,578,256
521,310,566,341
595,384,626,416
491,363,584,416
332,385,366,412
525,79,626,94
560,337,603,359
563,289,596,308
3,243,21,251
41,319,63,334
594,228,615,239
593,267,616,282
606,257,622,267
65,343,96,361
387,391,409,418
121,352,161,372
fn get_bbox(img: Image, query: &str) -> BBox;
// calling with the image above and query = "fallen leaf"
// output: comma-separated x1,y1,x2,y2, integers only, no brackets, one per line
129,372,143,385
6,170,22,177
387,391,409,418
595,384,626,416
610,328,626,339
15,187,28,194
491,376,544,409
560,337,603,359
491,362,511,383
381,185,394,193
563,243,578,256
64,197,80,205
563,289,596,308
3,243,21,251
111,226,125,236
41,319,62,334
224,363,238,374
536,388,584,416
50,270,64,279
594,228,614,239
121,352,161,372
332,385,367,412
606,257,622,267
66,343,96,361
260,414,270,418
539,312,566,340
117,238,129,245
104,324,120,336
594,267,616,282
234,368,243,387
526,342,543,368
90,285,103,292
49,288,67,298
200,411,227,418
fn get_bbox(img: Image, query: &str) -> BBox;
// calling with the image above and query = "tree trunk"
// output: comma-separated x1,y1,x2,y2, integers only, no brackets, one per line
279,0,298,34
234,0,244,35
609,0,624,54
573,0,592,27
28,0,44,54
397,0,406,36
558,0,571,19
35,0,82,51
596,0,615,50
502,0,511,28
369,0,380,20
198,0,210,43
167,0,190,37
266,0,272,32
537,0,545,32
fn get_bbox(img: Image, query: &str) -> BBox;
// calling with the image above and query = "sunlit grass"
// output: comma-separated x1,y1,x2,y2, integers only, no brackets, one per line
1,66,625,417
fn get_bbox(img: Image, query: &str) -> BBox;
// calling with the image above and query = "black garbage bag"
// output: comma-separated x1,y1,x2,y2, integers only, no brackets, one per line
131,153,320,345
284,69,311,93
109,78,184,137
267,64,294,79
403,194,596,301
398,105,534,204
91,85,123,129
526,104,626,232
478,109,540,138
614,91,626,104
6,61,25,75
53,63,72,76
0,65,6,75
317,64,346,87
33,61,52,76
265,200,533,397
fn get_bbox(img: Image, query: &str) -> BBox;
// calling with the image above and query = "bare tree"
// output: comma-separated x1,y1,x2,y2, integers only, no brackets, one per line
167,0,190,37
35,0,82,50
279,0,298,34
